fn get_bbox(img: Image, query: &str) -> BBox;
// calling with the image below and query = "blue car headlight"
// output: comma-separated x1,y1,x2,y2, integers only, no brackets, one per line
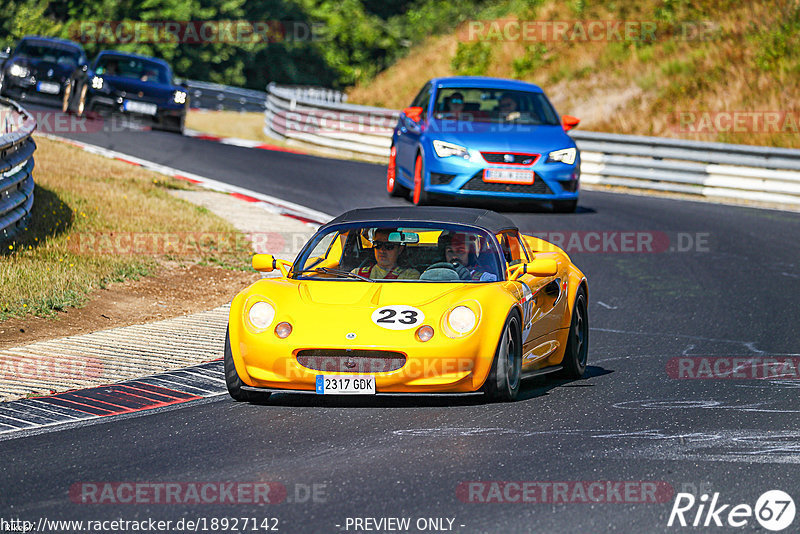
91,76,104,90
173,90,187,105
547,148,577,165
433,140,470,159
9,64,29,78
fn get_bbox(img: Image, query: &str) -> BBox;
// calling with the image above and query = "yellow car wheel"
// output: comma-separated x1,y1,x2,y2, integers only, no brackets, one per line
557,286,588,379
483,311,522,402
224,329,271,403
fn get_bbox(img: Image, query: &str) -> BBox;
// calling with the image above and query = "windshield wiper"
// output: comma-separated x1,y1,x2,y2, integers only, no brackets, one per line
292,267,375,282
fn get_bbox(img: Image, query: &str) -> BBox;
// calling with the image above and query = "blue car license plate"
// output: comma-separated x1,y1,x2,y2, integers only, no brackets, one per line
483,168,535,185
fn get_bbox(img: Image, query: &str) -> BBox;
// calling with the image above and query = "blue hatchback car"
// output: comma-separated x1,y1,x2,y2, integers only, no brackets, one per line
387,77,581,212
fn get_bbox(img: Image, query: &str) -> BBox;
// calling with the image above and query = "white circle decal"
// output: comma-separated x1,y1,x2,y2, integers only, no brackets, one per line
371,305,424,330
755,490,795,531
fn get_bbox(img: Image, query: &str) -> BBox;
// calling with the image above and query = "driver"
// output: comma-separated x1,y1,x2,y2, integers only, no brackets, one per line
352,228,419,280
440,232,498,282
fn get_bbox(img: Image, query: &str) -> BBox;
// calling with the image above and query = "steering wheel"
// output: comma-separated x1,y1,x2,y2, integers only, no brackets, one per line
424,261,470,280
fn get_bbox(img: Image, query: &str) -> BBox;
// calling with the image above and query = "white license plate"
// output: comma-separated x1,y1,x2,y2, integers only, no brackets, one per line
315,375,375,395
123,100,158,116
483,168,535,184
36,82,60,95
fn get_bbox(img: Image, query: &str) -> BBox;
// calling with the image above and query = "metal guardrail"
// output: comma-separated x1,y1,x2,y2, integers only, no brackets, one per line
0,98,37,242
184,80,267,112
264,83,395,160
262,84,800,205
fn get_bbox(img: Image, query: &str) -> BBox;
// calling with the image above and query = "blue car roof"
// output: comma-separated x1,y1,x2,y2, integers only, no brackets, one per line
430,76,543,93
18,35,84,52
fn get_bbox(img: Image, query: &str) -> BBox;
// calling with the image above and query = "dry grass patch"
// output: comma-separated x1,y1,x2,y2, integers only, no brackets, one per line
0,136,251,320
186,110,269,142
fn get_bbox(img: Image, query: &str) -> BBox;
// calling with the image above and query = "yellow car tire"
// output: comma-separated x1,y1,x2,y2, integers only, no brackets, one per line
556,286,588,379
483,311,522,402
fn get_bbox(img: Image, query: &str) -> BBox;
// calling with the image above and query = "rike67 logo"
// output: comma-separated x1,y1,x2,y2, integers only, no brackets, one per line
668,490,795,531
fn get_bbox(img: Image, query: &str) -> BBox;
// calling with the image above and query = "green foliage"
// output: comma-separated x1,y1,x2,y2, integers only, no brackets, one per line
512,43,548,79
451,41,492,76
750,5,800,73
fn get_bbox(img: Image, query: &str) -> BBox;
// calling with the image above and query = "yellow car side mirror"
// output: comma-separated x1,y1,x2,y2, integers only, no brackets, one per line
252,254,292,276
509,259,558,279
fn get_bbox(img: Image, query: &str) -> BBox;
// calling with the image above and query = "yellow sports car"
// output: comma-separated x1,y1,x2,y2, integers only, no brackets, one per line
225,206,588,402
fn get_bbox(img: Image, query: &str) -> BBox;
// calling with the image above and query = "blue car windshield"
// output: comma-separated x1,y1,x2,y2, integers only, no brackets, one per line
291,222,503,283
15,42,80,67
433,87,560,125
95,56,170,84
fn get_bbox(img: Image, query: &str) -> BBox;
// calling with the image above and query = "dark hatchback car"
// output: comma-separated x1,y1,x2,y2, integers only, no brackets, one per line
0,36,87,107
64,50,188,133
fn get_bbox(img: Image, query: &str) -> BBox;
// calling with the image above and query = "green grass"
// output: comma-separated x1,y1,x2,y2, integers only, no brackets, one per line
0,137,252,320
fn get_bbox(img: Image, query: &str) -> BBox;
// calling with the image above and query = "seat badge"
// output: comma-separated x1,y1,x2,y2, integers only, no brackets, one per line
346,332,357,340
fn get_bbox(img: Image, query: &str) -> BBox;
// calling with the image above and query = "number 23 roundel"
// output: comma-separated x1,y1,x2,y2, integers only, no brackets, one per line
371,305,425,330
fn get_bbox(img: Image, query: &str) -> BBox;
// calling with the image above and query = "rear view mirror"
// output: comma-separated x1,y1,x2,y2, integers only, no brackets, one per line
387,231,419,244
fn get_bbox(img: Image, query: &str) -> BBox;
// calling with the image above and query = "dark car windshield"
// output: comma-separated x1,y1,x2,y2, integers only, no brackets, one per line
15,41,81,67
95,56,171,85
291,222,503,283
433,87,560,125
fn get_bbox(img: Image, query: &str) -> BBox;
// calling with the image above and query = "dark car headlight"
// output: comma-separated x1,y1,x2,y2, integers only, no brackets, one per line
173,90,187,105
91,76,104,90
9,64,29,78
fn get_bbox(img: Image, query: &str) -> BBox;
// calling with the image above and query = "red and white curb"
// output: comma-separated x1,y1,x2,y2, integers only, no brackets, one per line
36,132,332,226
183,128,305,154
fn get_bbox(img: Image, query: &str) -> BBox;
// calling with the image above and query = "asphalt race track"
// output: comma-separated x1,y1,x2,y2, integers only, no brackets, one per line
2,113,799,533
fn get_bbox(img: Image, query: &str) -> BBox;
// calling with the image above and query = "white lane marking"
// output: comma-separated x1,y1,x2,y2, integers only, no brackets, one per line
591,327,765,354
597,301,618,309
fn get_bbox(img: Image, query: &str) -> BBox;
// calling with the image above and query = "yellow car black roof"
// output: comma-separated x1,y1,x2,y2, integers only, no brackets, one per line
325,206,518,234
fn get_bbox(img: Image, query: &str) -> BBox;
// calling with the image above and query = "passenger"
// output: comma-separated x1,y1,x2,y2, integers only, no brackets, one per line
440,232,498,282
498,92,519,114
353,229,419,280
446,92,465,116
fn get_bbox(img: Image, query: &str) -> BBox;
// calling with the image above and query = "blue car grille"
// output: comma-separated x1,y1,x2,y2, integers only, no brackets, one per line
462,170,553,194
296,349,406,373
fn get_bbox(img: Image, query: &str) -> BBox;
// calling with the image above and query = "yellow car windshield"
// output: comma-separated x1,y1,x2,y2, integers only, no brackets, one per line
292,223,502,282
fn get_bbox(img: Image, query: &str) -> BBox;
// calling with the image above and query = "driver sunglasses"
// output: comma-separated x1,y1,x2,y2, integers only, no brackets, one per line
372,241,399,251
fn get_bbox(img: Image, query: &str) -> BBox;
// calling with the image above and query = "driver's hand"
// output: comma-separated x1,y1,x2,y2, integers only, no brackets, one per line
451,261,471,280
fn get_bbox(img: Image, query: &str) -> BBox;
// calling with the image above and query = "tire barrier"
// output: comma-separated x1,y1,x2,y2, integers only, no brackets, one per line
0,97,36,242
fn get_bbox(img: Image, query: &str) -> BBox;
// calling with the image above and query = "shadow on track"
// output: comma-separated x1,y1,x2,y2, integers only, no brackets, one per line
236,365,612,409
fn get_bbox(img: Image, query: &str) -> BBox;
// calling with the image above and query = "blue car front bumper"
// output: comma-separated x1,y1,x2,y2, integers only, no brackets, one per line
407,150,580,201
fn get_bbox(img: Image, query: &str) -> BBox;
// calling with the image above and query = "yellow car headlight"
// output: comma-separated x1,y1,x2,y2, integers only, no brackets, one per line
447,306,477,334
248,301,275,330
